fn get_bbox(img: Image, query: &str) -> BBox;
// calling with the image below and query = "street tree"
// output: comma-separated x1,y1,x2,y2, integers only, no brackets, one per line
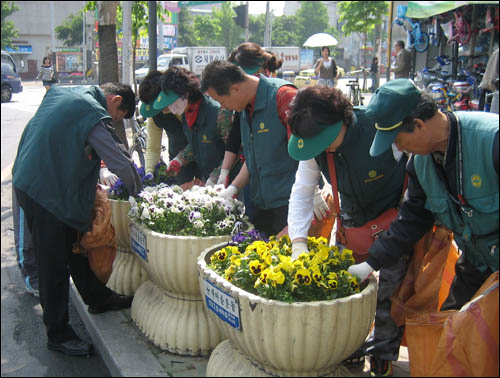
178,8,196,46
249,14,265,46
1,1,19,50
55,11,84,47
338,1,388,68
194,15,220,46
295,2,330,46
212,2,243,52
272,15,299,47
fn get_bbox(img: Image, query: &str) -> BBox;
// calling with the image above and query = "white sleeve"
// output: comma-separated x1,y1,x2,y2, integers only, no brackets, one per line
288,159,322,241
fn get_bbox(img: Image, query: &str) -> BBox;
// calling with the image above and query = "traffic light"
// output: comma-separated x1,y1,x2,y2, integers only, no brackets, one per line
233,4,248,28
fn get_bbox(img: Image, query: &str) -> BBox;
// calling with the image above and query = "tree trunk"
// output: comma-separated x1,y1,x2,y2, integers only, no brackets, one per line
97,0,128,149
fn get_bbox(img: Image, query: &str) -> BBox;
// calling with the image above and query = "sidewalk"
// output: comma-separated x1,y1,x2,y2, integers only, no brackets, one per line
70,282,411,377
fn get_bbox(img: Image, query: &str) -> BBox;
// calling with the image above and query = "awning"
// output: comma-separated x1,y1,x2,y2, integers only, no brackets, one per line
406,1,498,19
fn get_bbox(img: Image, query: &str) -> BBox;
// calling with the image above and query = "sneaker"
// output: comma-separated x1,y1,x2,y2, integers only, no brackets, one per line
25,279,39,297
342,346,366,366
370,357,393,377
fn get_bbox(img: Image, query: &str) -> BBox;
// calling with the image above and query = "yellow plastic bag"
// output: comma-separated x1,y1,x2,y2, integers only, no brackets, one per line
405,271,499,377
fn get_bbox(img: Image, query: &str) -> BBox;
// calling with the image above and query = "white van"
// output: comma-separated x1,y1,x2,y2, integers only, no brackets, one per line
135,53,189,83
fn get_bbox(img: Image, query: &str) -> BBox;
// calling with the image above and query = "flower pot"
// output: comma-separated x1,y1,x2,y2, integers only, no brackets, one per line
106,247,150,295
198,242,378,376
109,199,131,250
129,221,231,356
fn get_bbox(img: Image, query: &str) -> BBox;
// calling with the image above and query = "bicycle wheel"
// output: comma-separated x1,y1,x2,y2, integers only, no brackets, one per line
358,89,364,106
414,31,430,53
352,88,359,106
129,142,145,168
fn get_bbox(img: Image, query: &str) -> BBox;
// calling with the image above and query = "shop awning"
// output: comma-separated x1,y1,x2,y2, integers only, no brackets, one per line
406,1,498,19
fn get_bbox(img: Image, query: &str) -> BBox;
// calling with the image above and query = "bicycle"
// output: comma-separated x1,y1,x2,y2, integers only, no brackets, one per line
129,116,147,168
428,17,442,48
346,79,364,106
393,5,429,53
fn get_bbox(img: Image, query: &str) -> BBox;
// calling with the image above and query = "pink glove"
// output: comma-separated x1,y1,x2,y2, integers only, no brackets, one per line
166,158,182,176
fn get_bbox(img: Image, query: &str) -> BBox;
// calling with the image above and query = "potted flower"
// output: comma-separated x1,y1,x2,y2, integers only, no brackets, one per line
198,235,377,376
106,162,173,295
128,183,251,356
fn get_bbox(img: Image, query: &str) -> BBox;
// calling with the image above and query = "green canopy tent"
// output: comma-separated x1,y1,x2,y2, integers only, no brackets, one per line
406,1,498,18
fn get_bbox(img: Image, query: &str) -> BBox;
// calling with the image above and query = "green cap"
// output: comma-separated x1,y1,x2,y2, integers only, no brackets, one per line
140,100,162,118
288,120,343,161
153,89,180,110
233,59,264,75
368,79,421,156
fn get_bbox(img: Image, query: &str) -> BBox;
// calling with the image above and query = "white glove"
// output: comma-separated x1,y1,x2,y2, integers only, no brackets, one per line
348,262,374,283
219,184,238,199
99,167,118,187
217,168,230,186
291,242,308,260
313,187,329,221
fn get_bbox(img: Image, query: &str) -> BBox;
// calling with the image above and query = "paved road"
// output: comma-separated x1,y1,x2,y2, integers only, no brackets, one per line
1,81,110,377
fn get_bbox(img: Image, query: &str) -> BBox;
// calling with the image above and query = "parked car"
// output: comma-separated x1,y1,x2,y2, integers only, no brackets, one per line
135,53,189,83
1,50,23,102
293,69,318,88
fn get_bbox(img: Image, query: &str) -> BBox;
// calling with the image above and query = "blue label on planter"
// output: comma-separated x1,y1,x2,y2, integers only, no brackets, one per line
204,279,241,331
130,224,148,262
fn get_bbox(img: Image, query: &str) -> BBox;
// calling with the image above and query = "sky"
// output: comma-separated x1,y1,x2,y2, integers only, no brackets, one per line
248,1,284,16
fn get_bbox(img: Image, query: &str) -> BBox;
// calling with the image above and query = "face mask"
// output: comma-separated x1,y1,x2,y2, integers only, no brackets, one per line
168,97,189,115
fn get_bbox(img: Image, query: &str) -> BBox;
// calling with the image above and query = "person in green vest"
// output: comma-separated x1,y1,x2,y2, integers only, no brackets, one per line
138,70,200,185
348,79,499,377
12,83,143,358
201,60,299,236
152,66,236,186
285,84,409,376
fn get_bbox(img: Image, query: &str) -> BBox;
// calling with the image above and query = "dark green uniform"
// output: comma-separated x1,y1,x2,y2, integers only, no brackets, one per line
152,112,200,184
315,108,408,227
182,95,225,181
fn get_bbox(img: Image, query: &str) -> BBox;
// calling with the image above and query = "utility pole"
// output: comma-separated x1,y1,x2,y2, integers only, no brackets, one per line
148,1,157,72
386,1,394,82
264,1,271,47
82,1,87,83
122,1,132,85
50,1,55,52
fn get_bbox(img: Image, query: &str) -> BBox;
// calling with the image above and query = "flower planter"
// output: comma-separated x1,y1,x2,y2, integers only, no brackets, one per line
198,242,378,377
106,247,150,295
130,221,231,356
107,199,150,295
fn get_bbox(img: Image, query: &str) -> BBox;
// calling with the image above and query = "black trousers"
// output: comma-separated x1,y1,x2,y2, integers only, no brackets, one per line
253,205,288,237
15,187,113,342
441,253,493,311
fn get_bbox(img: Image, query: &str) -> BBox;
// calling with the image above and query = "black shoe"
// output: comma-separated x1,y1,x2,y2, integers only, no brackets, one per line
47,337,93,357
88,292,133,314
370,357,393,377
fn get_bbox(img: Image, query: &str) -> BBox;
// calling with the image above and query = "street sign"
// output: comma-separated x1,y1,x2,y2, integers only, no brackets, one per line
178,1,224,7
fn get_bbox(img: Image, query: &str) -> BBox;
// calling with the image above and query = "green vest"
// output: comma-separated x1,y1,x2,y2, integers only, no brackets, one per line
316,109,408,226
414,112,499,272
240,75,299,209
182,95,225,181
12,86,111,232
153,112,186,161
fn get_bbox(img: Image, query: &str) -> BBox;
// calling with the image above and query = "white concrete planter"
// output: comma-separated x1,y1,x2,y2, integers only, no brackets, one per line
109,199,131,251
106,248,150,295
129,221,231,356
198,242,378,377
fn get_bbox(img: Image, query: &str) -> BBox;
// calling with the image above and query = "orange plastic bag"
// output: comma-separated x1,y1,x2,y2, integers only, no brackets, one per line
277,193,335,241
73,186,117,284
390,226,459,327
406,271,499,377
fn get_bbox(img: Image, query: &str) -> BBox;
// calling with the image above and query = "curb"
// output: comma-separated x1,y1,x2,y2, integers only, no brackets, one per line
69,281,168,377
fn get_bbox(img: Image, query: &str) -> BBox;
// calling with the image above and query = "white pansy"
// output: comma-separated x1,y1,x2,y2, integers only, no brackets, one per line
141,207,151,219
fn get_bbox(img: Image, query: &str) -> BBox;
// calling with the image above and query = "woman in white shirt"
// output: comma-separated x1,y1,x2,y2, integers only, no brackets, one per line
314,46,337,88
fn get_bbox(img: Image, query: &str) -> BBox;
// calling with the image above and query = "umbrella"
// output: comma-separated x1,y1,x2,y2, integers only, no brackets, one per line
303,33,338,48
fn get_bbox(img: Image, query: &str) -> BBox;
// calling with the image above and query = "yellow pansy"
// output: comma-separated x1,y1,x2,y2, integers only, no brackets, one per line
230,255,241,267
273,270,286,285
295,268,312,286
249,260,264,276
